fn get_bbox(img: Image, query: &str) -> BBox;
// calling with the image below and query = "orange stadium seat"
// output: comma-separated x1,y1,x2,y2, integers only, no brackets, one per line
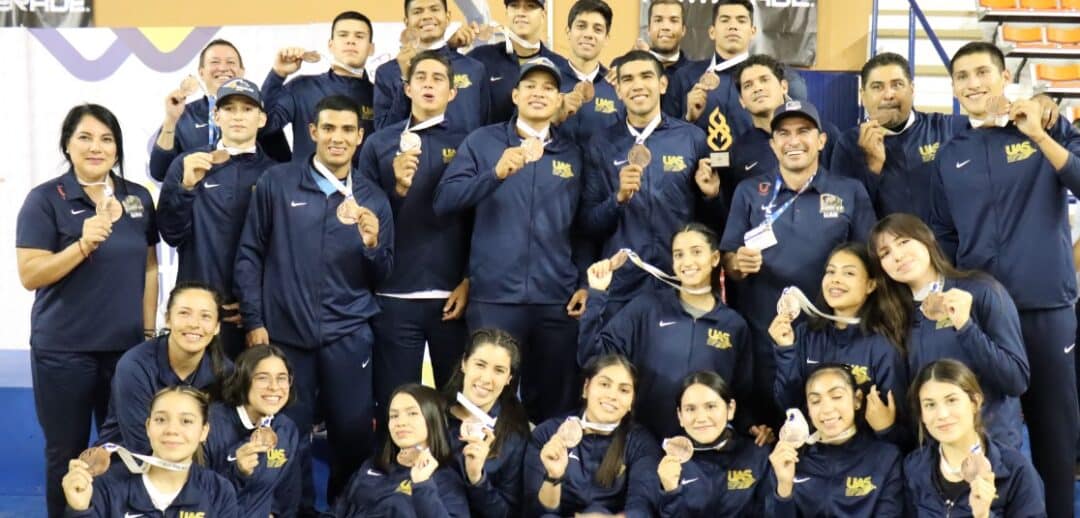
1035,63,1080,81
1001,24,1045,43
1047,26,1080,44
1019,0,1058,8
1064,0,1080,9
980,0,1018,7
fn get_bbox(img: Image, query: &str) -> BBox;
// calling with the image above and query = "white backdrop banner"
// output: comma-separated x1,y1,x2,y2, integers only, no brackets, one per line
0,22,407,349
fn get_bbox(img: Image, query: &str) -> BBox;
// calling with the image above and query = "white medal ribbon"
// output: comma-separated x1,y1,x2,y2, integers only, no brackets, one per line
235,406,274,431
313,156,353,199
419,21,461,51
913,277,943,302
578,414,619,433
649,49,681,65
216,141,256,155
693,438,728,452
619,248,712,295
779,286,861,325
101,443,191,473
330,58,367,79
406,113,446,134
567,61,600,83
627,113,662,146
878,110,916,136
502,26,542,55
939,442,982,476
707,52,749,74
76,176,115,198
969,114,1009,129
515,119,552,145
810,426,857,446
456,392,497,429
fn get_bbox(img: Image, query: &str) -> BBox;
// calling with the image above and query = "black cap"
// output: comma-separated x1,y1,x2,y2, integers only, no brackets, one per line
215,78,263,109
517,57,562,88
770,100,822,132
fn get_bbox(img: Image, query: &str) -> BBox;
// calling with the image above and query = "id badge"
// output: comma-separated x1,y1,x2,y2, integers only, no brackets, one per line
744,224,778,250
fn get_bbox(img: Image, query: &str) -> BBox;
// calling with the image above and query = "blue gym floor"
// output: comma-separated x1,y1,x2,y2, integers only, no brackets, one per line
1,349,1078,516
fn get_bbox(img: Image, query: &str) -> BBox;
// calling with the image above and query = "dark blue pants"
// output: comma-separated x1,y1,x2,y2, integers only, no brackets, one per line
1018,306,1078,518
31,349,122,518
279,325,375,507
371,296,467,411
467,302,580,424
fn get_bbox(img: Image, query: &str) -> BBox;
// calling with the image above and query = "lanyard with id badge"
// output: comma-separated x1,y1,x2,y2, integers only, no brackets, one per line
743,174,815,251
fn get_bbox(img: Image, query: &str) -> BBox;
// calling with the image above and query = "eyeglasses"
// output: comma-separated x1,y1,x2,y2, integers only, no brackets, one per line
252,373,292,389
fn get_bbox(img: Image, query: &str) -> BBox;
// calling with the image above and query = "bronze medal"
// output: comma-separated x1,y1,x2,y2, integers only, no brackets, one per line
210,149,231,165
776,290,801,320
921,292,948,321
302,50,322,64
556,418,583,448
336,197,362,225
961,451,992,483
399,131,422,153
697,72,720,91
574,81,595,103
397,446,422,466
79,446,111,477
662,436,694,463
522,137,544,163
627,144,651,168
251,426,278,449
460,418,487,442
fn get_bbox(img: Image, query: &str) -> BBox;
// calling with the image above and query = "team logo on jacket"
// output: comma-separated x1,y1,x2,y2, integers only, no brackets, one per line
594,97,616,114
706,107,733,152
1005,141,1037,163
552,160,575,178
396,479,412,496
849,365,870,385
178,512,206,518
707,329,731,349
845,476,877,497
122,195,145,219
266,448,288,468
442,148,456,164
454,74,472,89
919,142,940,163
361,105,375,121
663,155,687,173
727,469,756,490
819,193,844,218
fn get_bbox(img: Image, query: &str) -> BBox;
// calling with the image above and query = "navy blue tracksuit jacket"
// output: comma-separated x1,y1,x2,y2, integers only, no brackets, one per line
524,417,660,518
579,287,753,440
373,46,490,133
579,114,716,302
205,403,300,518
903,438,1046,517
554,62,623,145
66,464,239,518
467,43,569,124
831,111,967,221
233,157,394,348
433,119,586,304
765,432,904,517
159,145,278,301
260,70,376,162
446,406,527,518
658,435,769,517
333,459,470,518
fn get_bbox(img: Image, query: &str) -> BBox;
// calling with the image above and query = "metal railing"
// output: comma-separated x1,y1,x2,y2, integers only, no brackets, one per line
870,0,962,114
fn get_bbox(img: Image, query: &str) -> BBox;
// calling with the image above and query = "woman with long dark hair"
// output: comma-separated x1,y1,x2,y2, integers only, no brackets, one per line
16,104,159,518
868,213,1029,449
442,329,529,517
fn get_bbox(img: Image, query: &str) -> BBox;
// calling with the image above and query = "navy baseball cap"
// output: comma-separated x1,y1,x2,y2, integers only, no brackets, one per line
518,57,562,88
215,78,263,109
505,0,544,6
771,100,822,132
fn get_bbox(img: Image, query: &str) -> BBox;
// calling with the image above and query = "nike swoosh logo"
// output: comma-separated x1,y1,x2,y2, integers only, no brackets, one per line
204,182,220,188
227,454,237,462
367,469,383,476
680,477,699,485
194,123,209,128
806,359,820,364
124,513,144,518
659,320,677,327
793,476,811,484
362,358,371,368
490,76,502,82
568,452,580,460
613,159,628,167
1066,344,1076,354
71,209,86,215
745,161,758,171
956,160,971,168
290,201,307,207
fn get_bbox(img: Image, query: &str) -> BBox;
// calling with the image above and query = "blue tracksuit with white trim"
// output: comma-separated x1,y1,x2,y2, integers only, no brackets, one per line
765,432,904,517
929,118,1080,517
260,70,375,161
906,276,1028,449
97,336,229,455
772,322,908,445
579,114,717,304
65,463,239,518
579,287,753,441
374,46,490,133
333,458,470,518
719,168,876,424
433,119,587,423
524,417,661,518
148,97,291,182
358,118,471,410
903,438,1046,517
233,156,394,500
467,43,569,124
205,403,300,518
830,111,966,221
555,63,623,145
446,404,527,518
657,435,770,518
